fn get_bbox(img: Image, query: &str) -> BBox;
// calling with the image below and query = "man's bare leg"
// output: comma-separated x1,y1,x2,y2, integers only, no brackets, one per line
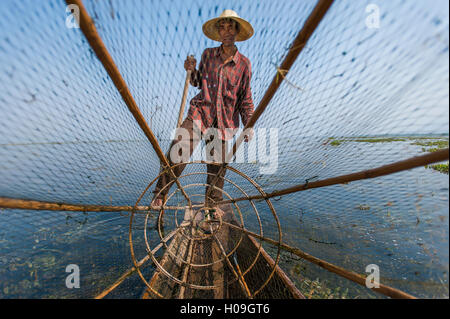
151,118,201,208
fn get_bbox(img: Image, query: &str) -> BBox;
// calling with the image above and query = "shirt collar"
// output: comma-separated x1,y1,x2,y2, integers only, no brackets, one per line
216,44,241,65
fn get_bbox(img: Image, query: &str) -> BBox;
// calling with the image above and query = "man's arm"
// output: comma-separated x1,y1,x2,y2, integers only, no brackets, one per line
237,61,254,127
190,51,206,88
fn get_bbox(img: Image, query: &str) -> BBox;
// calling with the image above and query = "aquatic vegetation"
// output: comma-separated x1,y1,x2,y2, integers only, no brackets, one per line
410,138,449,174
417,140,448,154
330,140,342,146
328,136,415,146
32,255,57,271
426,163,449,174
354,138,406,143
297,277,350,299
407,136,449,140
411,140,449,148
422,147,442,153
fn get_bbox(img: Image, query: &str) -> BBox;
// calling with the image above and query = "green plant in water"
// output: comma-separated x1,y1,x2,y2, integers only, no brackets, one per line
425,163,449,174
354,138,406,143
330,140,342,146
297,278,350,299
412,140,448,148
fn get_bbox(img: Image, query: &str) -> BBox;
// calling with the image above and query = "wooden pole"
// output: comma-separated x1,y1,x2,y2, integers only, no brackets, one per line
206,0,336,199
65,0,191,205
0,197,185,212
0,197,143,212
217,148,449,205
223,221,416,299
95,229,178,299
3,149,447,212
246,234,304,299
177,68,192,128
213,234,253,298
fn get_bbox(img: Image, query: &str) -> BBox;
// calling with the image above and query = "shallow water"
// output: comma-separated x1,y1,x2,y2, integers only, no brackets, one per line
0,137,448,298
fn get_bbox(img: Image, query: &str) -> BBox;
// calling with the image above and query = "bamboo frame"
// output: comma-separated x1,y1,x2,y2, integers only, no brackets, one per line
246,235,304,299
0,197,178,212
222,221,416,299
213,234,253,299
205,0,336,200
216,148,449,205
0,0,443,300
65,0,191,206
2,148,447,213
95,229,178,299
177,69,192,128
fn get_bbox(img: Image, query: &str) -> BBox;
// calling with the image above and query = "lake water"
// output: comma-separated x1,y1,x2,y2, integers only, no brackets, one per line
0,137,448,298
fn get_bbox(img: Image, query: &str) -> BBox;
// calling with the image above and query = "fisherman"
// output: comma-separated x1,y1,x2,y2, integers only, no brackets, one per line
151,10,255,213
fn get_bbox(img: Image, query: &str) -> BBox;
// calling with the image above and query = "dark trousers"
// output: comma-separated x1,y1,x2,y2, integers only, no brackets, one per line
153,118,227,206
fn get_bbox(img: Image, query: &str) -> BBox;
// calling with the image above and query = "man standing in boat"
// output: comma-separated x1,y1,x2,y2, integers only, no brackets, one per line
151,10,255,211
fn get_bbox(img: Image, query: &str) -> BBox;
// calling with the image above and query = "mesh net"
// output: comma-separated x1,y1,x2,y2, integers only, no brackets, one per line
0,0,448,298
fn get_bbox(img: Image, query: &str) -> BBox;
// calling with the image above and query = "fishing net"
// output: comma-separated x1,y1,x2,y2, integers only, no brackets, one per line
0,0,448,299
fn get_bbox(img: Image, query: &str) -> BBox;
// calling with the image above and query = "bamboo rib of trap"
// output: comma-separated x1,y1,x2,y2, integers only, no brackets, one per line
2,150,444,299
96,203,416,299
205,0,336,201
1,148,447,213
141,204,303,299
65,0,192,207
1,0,443,300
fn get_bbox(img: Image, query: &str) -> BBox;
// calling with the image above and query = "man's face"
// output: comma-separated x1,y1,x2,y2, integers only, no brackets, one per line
218,20,238,46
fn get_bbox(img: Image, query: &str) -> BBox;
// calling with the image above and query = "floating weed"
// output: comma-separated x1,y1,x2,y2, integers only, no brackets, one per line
354,138,406,143
422,147,443,153
297,277,351,299
326,136,421,146
425,163,449,174
330,140,342,146
412,140,449,148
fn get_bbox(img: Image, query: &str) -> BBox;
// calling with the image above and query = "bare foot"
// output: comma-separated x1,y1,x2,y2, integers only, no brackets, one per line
151,198,163,209
213,208,224,219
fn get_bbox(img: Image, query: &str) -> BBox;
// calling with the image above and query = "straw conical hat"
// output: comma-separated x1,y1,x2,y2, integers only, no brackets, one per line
202,9,254,42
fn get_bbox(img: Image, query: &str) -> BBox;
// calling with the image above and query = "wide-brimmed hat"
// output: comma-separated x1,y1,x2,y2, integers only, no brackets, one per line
202,9,254,42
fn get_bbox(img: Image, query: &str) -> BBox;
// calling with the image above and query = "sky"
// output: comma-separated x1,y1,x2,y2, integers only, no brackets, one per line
0,0,448,203
0,0,448,146
0,1,449,300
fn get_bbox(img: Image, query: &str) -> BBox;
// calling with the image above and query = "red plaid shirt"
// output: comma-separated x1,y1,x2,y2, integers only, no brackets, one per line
187,44,254,140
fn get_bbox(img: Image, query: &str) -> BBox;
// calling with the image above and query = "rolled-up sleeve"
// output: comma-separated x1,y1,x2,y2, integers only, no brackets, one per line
237,61,254,126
